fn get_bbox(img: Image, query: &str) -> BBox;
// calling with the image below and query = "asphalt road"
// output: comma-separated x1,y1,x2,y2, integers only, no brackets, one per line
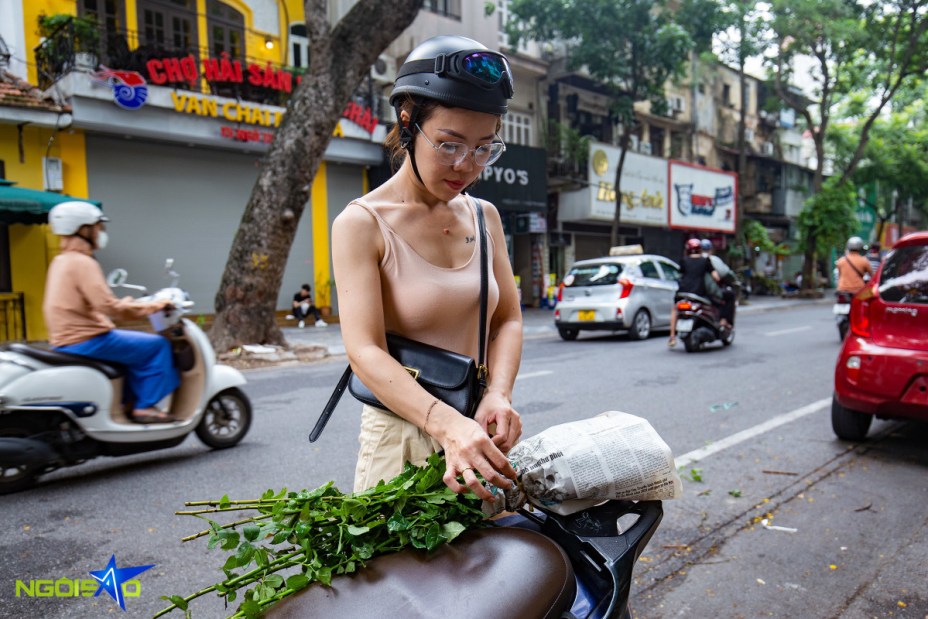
1,301,926,618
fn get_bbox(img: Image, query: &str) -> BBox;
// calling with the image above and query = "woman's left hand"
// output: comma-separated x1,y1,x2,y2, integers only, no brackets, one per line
475,391,522,453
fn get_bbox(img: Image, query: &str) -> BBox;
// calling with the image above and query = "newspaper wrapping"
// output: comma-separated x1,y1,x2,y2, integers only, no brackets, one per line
483,411,682,517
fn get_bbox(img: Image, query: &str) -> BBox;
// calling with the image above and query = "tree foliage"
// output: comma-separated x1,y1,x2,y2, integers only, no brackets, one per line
765,0,928,289
798,177,859,258
208,0,424,351
506,0,698,246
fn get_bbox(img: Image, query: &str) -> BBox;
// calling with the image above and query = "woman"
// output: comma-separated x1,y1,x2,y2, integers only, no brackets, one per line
332,36,523,500
668,238,719,348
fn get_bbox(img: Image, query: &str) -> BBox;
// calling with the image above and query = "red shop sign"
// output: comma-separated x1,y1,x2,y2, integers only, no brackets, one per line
146,53,297,93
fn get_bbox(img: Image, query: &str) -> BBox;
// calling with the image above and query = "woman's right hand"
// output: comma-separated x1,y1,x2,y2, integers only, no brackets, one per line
432,406,518,501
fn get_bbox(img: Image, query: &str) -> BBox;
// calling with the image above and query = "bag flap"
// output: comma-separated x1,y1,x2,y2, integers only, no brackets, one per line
386,334,475,390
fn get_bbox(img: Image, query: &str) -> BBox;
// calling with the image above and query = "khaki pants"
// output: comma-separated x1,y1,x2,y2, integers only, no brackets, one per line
353,404,441,493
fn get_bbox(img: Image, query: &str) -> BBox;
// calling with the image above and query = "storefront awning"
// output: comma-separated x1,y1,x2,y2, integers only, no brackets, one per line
0,180,101,225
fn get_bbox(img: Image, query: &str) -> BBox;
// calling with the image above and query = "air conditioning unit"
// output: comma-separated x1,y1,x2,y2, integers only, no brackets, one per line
371,54,396,85
628,135,639,152
43,157,63,191
639,141,652,155
762,141,775,156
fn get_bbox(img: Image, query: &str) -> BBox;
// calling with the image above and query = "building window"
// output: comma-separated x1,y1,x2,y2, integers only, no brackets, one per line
423,0,462,20
207,0,245,60
138,0,198,53
290,24,308,68
503,112,533,146
722,83,732,107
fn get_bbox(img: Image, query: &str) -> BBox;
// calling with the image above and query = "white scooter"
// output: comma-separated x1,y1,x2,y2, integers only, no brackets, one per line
0,260,251,494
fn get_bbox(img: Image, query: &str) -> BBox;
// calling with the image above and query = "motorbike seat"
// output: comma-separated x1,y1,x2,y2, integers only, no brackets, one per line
264,526,576,619
6,344,125,379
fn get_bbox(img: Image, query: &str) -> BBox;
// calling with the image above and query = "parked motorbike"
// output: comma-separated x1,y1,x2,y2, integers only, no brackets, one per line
834,290,853,341
266,499,663,619
0,260,252,494
674,291,735,352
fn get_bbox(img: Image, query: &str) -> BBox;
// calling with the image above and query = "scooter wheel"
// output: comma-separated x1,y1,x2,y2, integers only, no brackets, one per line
196,388,252,449
0,460,40,495
838,320,849,341
682,335,699,353
722,328,735,346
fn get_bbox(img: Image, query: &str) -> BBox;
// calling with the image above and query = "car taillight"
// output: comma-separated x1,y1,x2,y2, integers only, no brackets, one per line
554,309,561,321
618,278,634,299
849,297,872,337
557,283,564,302
677,300,692,311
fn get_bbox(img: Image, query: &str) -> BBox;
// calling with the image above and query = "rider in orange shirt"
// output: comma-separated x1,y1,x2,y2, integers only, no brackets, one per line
835,236,873,295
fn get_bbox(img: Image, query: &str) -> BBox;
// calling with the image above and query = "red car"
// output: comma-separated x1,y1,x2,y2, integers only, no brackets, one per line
833,231,928,441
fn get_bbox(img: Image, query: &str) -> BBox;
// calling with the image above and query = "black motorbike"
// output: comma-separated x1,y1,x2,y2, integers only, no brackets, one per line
265,499,663,619
834,290,853,340
674,291,735,352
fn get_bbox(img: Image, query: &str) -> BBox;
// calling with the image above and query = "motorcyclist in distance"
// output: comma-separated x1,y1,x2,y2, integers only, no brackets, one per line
835,236,873,296
700,239,735,329
668,238,720,348
43,201,179,423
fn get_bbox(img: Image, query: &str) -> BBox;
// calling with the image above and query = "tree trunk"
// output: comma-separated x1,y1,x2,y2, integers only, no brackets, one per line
800,156,825,293
610,131,631,247
735,11,748,269
208,0,424,352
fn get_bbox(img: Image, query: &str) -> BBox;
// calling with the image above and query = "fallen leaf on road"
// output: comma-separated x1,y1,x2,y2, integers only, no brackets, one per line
854,502,873,512
756,578,766,585
897,601,907,608
22,525,30,532
829,564,838,570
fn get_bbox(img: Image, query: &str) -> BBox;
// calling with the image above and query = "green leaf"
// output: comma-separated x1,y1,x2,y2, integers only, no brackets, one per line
347,524,370,536
316,567,333,587
286,574,311,591
243,524,260,542
264,574,284,589
425,523,442,551
219,494,231,509
160,595,189,610
441,521,467,543
234,541,255,566
218,529,240,550
387,512,410,532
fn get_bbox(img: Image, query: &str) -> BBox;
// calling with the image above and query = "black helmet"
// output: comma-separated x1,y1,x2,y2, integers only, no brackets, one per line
390,35,513,116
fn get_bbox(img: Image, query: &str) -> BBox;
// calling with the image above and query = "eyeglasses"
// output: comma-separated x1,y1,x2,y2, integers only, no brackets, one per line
415,124,506,167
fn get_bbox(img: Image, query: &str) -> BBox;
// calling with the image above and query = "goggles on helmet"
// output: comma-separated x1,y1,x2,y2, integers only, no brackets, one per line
398,49,514,97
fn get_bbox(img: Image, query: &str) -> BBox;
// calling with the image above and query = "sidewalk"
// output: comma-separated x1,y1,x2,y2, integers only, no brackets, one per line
282,291,835,358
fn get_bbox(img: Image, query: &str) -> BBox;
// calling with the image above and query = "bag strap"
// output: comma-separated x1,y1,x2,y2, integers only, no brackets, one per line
473,196,489,384
841,253,865,279
309,196,490,443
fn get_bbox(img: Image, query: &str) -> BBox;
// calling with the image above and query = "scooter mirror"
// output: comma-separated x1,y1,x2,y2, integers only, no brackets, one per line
106,268,128,288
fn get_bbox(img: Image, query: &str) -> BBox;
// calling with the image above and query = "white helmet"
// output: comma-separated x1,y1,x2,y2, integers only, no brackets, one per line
48,201,109,235
846,236,865,252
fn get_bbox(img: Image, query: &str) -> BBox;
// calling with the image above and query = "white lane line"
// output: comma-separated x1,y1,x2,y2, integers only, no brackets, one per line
675,397,831,469
516,370,554,381
764,325,813,337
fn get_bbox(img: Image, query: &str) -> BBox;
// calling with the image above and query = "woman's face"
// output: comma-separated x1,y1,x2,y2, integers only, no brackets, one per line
409,106,501,202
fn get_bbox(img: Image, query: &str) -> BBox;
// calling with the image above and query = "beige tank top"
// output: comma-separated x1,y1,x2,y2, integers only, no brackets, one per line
353,198,500,360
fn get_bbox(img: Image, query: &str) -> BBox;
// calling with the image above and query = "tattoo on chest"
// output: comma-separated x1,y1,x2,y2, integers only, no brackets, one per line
465,236,475,244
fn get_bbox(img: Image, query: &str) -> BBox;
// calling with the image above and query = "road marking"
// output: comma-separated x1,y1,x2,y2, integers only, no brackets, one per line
675,397,831,469
764,325,813,337
516,370,553,381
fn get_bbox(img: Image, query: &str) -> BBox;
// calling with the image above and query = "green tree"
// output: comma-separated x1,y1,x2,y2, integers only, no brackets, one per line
766,0,928,292
208,0,424,351
506,0,695,247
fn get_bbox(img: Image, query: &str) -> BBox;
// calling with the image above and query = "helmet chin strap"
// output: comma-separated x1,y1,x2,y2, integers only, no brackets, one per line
396,104,425,187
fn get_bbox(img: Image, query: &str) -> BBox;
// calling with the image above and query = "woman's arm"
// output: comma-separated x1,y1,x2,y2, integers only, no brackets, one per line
79,259,167,320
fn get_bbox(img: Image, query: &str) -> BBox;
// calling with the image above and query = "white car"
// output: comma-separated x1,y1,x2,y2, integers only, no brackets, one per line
554,255,681,341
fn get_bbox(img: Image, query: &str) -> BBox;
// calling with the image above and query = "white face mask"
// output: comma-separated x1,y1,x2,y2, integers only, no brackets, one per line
95,231,109,250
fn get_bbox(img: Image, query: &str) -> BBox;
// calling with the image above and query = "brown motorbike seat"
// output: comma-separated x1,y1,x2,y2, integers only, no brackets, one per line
264,526,576,619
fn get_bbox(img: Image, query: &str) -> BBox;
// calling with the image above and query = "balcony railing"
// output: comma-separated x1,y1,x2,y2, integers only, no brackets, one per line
34,24,391,116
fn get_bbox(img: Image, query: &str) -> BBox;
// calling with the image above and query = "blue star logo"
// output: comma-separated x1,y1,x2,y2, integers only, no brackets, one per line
89,554,154,611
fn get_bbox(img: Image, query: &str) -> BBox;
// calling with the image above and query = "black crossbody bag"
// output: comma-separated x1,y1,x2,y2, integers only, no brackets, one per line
309,197,489,442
